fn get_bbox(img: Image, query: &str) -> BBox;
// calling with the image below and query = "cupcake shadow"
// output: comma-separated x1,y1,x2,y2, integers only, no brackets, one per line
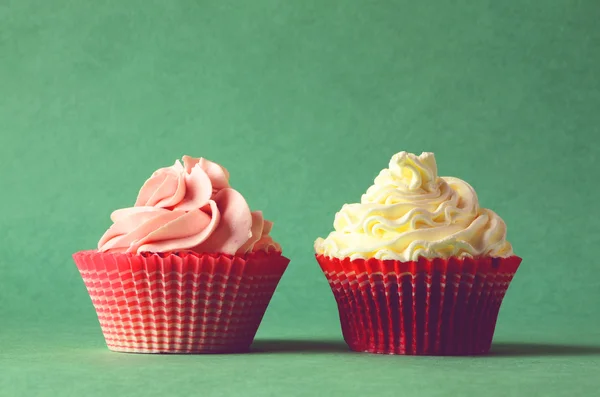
490,342,600,357
250,339,600,357
250,339,349,354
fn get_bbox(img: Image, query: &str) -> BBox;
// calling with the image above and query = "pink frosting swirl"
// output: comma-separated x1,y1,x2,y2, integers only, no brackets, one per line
98,156,281,255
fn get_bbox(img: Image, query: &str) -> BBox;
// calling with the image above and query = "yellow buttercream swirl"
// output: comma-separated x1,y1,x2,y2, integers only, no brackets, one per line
314,152,513,261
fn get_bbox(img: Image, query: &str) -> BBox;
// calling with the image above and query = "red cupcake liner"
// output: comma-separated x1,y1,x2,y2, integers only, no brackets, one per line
316,254,521,356
73,250,289,353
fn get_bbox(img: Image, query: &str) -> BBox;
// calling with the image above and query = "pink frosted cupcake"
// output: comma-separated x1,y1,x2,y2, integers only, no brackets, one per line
314,152,521,355
73,156,289,353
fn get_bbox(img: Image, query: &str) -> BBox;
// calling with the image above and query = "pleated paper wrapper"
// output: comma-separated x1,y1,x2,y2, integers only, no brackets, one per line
73,250,289,354
316,254,521,356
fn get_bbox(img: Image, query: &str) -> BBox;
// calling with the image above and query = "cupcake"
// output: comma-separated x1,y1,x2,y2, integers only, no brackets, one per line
314,152,521,355
73,155,289,353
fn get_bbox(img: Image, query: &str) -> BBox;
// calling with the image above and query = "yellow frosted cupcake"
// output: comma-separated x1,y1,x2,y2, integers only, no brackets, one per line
315,151,521,355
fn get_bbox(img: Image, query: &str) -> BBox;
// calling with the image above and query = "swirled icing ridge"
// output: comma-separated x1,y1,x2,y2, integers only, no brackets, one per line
98,156,281,255
314,152,513,261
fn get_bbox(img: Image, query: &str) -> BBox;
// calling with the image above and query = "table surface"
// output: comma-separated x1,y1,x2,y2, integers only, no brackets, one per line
2,324,600,397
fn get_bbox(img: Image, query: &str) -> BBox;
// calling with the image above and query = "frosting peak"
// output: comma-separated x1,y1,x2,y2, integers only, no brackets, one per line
385,151,437,192
98,156,281,255
316,151,513,261
362,152,443,205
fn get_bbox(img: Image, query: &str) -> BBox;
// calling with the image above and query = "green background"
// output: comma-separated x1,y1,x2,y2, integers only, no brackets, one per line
1,0,599,396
